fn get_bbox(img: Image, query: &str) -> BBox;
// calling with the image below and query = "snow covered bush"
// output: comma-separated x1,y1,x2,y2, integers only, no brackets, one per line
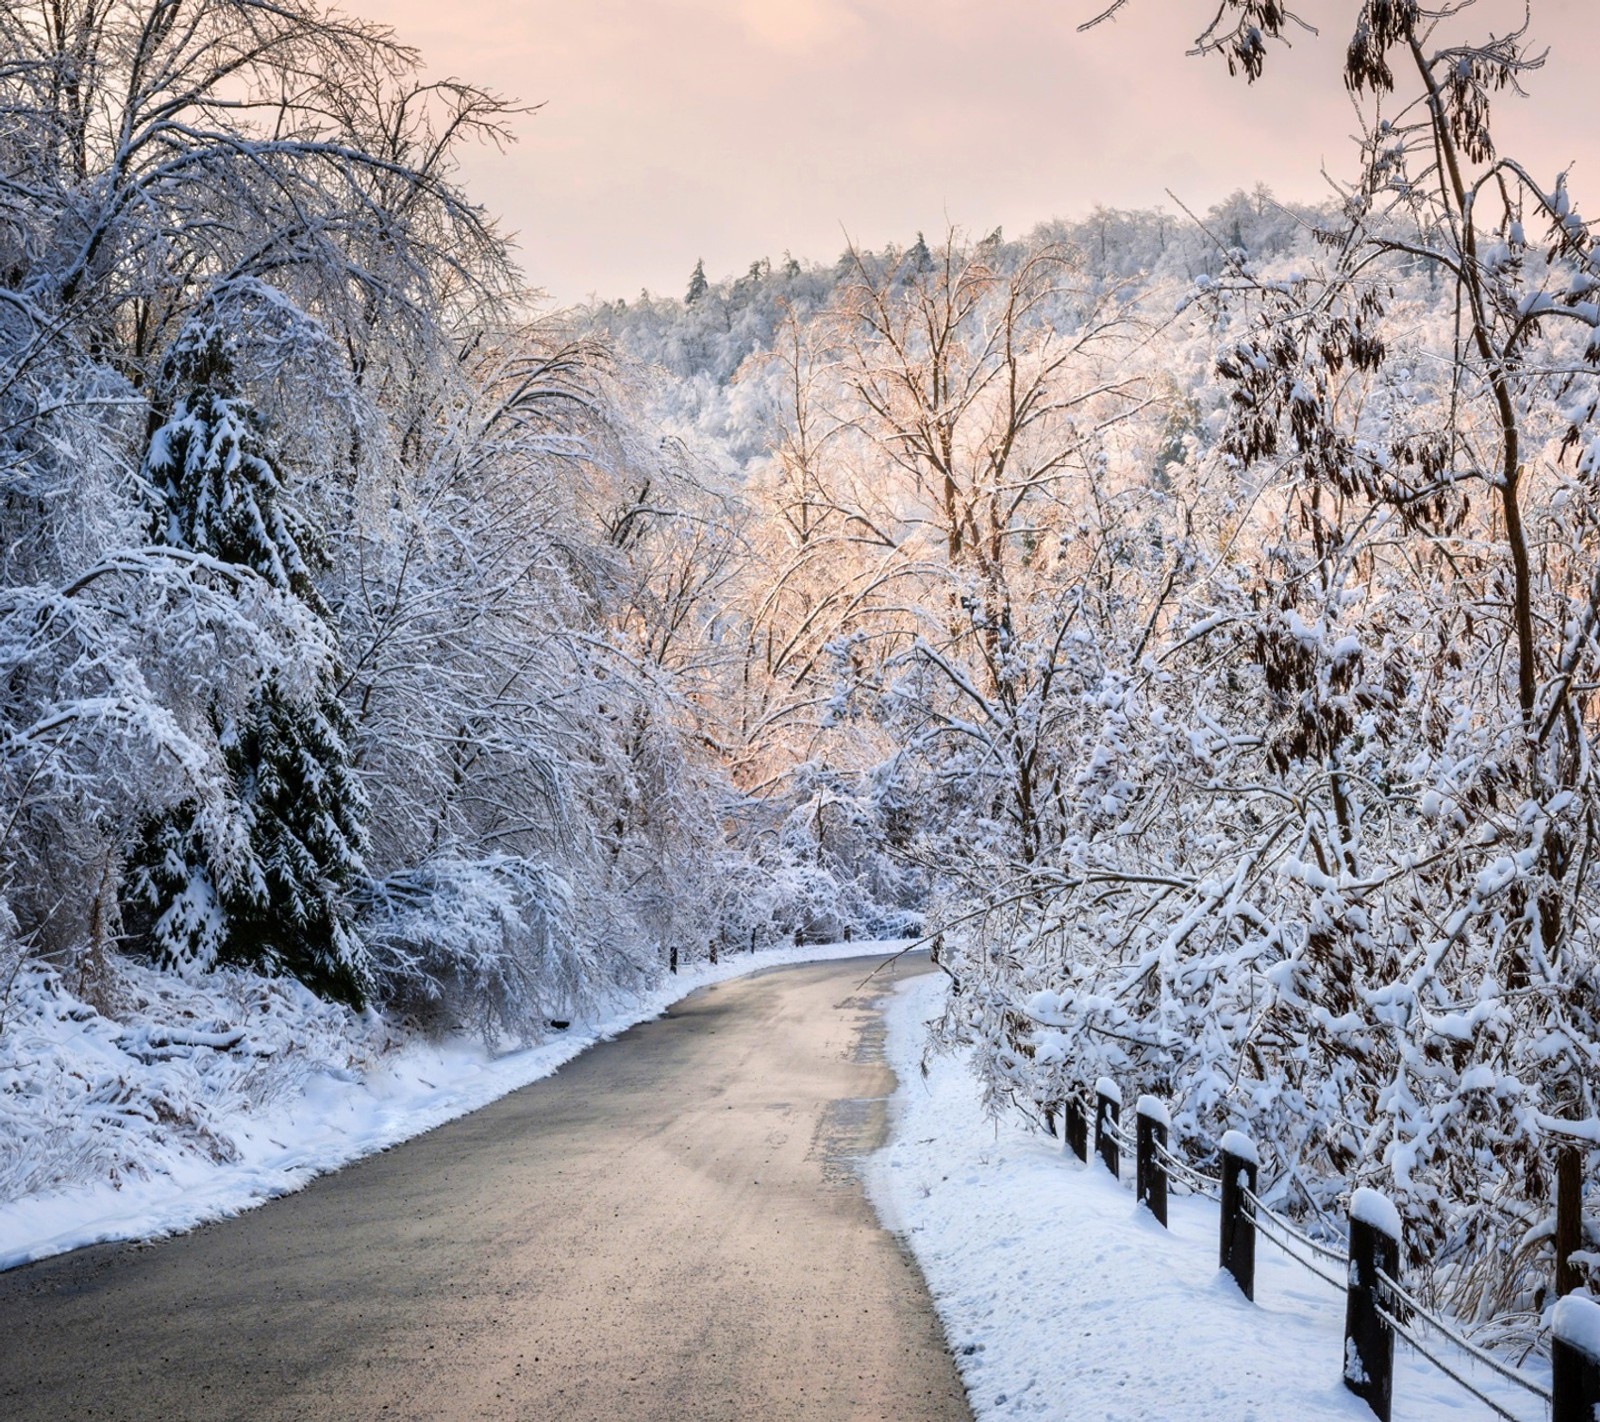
361,854,656,1046
0,955,387,1205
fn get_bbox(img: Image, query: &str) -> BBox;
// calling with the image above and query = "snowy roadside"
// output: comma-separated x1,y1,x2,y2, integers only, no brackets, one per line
867,973,1547,1422
0,939,904,1273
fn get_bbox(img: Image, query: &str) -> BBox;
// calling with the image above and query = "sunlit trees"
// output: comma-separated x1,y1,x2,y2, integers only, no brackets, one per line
932,0,1600,1321
831,237,1152,867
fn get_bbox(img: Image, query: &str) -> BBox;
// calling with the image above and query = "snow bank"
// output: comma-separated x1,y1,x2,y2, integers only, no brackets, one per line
867,974,1547,1421
0,939,906,1272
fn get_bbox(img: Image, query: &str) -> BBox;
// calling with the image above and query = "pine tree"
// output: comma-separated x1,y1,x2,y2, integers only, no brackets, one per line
685,257,709,304
907,231,933,273
126,329,370,1007
219,681,369,1004
142,332,322,608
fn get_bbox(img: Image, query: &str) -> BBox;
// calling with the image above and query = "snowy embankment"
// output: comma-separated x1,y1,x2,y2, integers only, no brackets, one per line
0,940,899,1272
868,974,1547,1422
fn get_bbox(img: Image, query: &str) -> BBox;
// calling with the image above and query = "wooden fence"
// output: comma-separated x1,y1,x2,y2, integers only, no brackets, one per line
1042,1080,1600,1422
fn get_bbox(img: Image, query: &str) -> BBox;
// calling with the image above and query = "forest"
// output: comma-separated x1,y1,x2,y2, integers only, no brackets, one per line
4,0,1599,1348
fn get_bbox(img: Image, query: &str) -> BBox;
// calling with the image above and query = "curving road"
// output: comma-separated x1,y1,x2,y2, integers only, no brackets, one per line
0,953,971,1421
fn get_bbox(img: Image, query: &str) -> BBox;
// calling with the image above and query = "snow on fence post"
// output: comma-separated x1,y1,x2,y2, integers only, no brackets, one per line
1094,1078,1121,1179
1219,1130,1259,1302
1065,1096,1088,1163
1136,1096,1169,1227
1344,1188,1401,1422
1552,1293,1600,1422
1557,1144,1582,1299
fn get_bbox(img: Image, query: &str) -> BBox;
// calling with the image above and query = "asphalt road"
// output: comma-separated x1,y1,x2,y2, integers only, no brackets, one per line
0,953,972,1421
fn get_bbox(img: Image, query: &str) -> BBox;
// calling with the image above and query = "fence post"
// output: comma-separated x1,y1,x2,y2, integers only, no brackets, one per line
1219,1130,1259,1302
1094,1078,1121,1179
1136,1096,1170,1227
709,938,718,965
1557,1143,1582,1299
1043,1105,1057,1139
1553,1293,1600,1422
669,944,678,974
1065,1096,1088,1162
1344,1188,1401,1422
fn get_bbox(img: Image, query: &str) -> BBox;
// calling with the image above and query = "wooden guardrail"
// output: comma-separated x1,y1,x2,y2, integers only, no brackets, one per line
1048,1083,1598,1422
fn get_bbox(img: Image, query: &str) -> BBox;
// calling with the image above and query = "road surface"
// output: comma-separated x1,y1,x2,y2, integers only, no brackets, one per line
0,953,971,1421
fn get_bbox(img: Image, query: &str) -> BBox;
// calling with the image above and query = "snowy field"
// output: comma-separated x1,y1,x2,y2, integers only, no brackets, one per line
0,940,902,1273
868,973,1549,1422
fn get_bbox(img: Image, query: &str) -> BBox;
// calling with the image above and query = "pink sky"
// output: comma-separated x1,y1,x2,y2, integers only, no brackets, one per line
357,0,1598,305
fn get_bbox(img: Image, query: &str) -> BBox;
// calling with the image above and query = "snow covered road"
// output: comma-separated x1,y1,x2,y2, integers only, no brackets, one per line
0,952,969,1422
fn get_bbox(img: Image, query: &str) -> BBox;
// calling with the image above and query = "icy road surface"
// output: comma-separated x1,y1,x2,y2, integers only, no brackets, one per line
0,953,970,1422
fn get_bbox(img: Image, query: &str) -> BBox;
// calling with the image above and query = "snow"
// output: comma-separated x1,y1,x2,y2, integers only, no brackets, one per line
1221,1129,1260,1166
1136,1094,1170,1128
1351,1187,1403,1242
0,939,906,1273
868,974,1549,1421
1553,1295,1600,1364
1095,1076,1122,1105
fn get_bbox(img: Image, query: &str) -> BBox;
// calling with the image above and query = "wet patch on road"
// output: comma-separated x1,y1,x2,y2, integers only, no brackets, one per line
808,991,896,1186
810,1094,890,1187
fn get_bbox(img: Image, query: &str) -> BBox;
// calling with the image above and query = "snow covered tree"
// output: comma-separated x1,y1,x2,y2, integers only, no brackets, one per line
829,233,1148,866
0,0,750,1052
126,331,369,1006
686,258,710,305
218,680,368,1001
142,333,326,606
928,0,1600,1324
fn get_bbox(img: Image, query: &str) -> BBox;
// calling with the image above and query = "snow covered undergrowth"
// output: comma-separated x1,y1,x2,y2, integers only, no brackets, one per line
868,973,1549,1422
0,939,902,1272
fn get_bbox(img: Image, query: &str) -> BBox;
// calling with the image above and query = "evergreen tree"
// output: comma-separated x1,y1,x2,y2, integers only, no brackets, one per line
218,680,369,1004
126,329,370,1006
685,257,709,304
142,332,323,607
907,231,933,273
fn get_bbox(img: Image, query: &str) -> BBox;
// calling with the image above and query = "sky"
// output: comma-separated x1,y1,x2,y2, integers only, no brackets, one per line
356,0,1600,306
